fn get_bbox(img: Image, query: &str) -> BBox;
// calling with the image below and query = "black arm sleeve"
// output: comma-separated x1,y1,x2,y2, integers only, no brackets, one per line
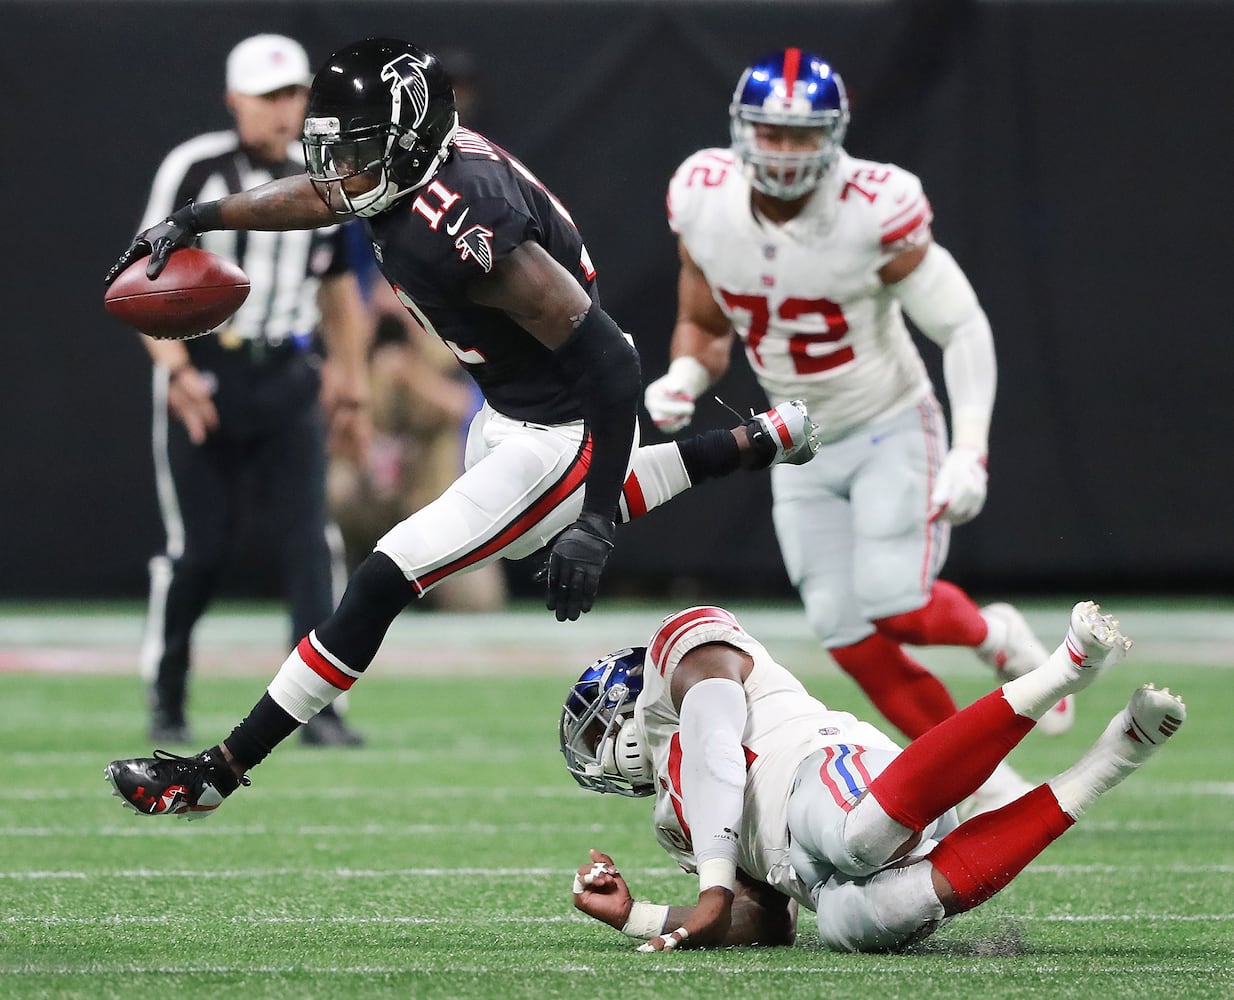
552,306,642,522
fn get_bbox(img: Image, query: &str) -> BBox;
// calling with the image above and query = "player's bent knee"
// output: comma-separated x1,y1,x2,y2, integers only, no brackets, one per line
314,552,416,665
814,865,946,953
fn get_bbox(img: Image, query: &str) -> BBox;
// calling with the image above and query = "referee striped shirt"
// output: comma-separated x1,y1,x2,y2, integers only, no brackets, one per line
139,131,343,347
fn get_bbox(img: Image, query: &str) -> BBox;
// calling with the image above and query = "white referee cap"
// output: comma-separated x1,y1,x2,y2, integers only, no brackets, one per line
226,34,312,96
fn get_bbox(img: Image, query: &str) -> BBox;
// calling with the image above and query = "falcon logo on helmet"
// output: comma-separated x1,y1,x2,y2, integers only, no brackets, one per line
730,48,850,200
381,52,431,134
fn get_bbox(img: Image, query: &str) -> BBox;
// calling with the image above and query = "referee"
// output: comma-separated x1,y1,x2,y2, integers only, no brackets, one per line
136,34,371,747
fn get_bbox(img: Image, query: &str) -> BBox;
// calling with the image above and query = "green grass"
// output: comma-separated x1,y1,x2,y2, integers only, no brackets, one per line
1,606,1232,999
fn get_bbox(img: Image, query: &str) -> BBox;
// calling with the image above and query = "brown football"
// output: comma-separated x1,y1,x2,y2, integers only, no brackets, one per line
104,247,250,341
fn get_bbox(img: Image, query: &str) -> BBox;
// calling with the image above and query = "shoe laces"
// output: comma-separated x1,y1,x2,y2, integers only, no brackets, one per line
152,748,252,787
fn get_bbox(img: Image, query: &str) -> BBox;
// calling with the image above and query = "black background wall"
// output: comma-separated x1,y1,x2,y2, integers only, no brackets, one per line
2,0,1230,599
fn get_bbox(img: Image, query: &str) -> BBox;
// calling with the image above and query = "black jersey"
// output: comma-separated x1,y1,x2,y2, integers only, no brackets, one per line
365,128,599,424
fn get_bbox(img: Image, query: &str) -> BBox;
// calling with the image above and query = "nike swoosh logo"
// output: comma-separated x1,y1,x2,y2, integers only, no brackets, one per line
445,208,470,236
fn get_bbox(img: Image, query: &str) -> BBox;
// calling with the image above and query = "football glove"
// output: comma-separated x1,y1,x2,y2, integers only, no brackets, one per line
929,446,988,524
104,203,204,286
643,356,710,434
546,511,615,622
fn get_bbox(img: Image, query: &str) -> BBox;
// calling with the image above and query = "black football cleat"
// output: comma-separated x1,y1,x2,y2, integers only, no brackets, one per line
104,746,249,821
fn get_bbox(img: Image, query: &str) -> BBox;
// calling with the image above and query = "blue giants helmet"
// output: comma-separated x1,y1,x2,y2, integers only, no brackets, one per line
729,48,850,200
559,647,654,797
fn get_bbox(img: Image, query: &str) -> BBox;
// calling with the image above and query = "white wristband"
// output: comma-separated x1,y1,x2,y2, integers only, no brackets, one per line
667,355,711,396
950,406,990,454
621,901,670,939
697,858,738,893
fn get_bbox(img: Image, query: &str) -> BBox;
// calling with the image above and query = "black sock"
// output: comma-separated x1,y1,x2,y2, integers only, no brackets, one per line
224,693,301,771
676,429,741,483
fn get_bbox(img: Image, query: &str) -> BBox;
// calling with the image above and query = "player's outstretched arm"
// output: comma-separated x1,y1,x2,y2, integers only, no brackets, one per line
572,852,792,950
105,175,341,285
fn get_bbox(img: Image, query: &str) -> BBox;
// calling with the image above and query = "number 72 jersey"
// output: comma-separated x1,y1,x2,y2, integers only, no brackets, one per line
667,148,936,443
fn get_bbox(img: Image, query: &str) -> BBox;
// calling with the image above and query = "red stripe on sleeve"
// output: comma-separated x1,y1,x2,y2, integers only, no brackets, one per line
880,199,933,246
666,732,692,841
648,606,741,674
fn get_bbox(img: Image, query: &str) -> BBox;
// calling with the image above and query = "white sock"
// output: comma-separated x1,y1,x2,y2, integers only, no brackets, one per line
1001,645,1082,720
1047,710,1142,819
266,634,349,723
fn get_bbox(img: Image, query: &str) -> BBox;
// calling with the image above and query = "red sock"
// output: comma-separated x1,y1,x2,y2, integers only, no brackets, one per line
874,580,989,648
867,690,1035,829
830,633,958,740
929,784,1075,911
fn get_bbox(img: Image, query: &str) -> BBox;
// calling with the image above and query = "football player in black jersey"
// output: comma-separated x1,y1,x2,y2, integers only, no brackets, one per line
103,38,821,818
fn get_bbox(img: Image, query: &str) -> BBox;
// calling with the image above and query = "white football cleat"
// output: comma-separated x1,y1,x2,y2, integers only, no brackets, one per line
1110,684,1186,763
978,603,1074,734
1063,600,1132,672
1047,684,1184,817
978,603,1049,677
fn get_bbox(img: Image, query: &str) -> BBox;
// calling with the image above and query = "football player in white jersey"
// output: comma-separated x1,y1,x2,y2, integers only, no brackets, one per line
642,49,1073,808
561,604,1184,953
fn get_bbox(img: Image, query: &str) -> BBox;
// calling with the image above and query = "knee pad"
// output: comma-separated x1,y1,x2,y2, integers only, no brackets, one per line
814,864,946,953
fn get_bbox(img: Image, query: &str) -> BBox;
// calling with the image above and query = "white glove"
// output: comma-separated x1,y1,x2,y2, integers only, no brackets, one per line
929,446,988,524
643,356,711,434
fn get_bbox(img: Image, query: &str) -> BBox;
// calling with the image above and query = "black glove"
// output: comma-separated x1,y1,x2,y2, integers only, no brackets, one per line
546,511,616,622
104,202,204,286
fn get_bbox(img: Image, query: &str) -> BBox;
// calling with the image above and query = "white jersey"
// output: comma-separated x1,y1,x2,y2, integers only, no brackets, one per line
668,149,935,442
636,606,901,906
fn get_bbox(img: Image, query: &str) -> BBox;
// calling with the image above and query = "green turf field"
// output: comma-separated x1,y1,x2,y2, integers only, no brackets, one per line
2,600,1231,999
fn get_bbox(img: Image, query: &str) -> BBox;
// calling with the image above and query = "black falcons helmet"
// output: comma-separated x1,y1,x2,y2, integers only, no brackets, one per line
303,38,458,217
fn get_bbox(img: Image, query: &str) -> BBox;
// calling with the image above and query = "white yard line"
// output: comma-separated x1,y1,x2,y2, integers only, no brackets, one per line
2,602,1232,676
2,863,1232,881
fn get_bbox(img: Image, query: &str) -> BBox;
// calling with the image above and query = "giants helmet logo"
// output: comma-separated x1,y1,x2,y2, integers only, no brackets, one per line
381,52,431,130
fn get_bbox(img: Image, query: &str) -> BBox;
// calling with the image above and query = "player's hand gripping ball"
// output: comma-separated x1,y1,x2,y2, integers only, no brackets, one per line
104,248,250,341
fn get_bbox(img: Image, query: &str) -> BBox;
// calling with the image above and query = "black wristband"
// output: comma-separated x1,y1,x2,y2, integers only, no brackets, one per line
190,200,224,233
574,510,616,546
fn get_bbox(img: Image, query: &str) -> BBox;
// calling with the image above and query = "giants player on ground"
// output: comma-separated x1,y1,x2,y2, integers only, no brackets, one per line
643,48,1069,811
562,605,1184,952
102,38,819,818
